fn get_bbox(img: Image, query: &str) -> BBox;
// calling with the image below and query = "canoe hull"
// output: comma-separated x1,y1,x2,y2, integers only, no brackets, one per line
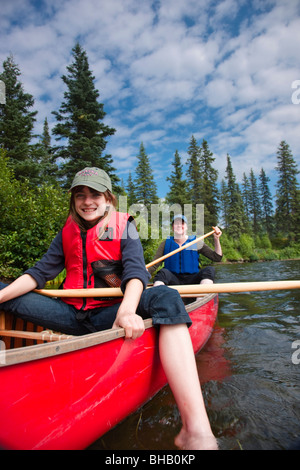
0,294,218,450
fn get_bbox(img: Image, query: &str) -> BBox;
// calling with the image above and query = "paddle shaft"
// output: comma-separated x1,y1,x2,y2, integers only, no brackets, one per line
35,280,300,298
145,228,216,269
35,228,215,298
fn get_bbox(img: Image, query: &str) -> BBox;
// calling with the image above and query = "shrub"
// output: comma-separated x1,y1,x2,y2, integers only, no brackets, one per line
239,234,255,260
0,153,68,278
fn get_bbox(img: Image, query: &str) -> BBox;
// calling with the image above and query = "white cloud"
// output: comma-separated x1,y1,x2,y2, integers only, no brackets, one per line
0,0,299,198
213,0,240,22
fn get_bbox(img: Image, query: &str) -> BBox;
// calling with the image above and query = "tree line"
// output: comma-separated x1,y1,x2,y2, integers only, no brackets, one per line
126,138,299,240
0,43,299,278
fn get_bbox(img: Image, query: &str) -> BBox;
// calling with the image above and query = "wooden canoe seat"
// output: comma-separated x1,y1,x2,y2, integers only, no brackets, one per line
0,311,73,349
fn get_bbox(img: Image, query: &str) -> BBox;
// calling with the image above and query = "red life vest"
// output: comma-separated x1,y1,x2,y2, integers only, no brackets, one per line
61,211,130,310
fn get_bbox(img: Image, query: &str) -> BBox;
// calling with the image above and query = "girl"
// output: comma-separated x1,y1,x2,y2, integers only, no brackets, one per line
0,167,218,450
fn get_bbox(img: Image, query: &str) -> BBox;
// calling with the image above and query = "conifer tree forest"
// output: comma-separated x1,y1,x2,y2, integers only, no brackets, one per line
0,44,299,279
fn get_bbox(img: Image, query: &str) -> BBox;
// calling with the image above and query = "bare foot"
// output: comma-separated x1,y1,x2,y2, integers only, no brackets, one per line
175,428,219,450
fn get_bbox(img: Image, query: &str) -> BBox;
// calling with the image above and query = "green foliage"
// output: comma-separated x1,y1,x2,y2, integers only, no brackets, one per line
277,243,300,260
218,233,242,262
256,233,272,250
0,153,68,278
239,234,255,260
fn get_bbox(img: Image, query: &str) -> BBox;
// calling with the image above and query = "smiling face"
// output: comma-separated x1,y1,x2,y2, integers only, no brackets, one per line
74,186,109,225
173,218,188,238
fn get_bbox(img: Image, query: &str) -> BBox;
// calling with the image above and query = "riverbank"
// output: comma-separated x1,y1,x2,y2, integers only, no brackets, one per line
216,256,300,265
218,234,300,264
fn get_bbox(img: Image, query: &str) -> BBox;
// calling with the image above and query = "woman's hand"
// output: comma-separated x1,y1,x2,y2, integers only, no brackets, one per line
212,226,222,238
212,226,223,256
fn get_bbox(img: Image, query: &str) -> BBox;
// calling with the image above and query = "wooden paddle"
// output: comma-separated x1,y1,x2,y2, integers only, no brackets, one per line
145,228,216,269
35,280,300,298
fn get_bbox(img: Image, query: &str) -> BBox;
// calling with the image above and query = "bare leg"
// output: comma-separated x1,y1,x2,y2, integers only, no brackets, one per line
153,280,165,287
159,324,218,450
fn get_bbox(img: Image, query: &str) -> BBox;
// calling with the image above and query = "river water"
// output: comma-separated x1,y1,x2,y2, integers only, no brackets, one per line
89,259,300,451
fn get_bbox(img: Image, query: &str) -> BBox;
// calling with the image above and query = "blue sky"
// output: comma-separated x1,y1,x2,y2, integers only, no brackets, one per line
1,0,300,198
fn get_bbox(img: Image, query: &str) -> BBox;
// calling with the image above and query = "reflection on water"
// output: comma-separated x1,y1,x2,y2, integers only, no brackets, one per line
88,260,300,450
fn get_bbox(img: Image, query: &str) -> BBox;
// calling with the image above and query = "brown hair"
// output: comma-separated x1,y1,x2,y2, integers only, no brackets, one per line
68,185,118,233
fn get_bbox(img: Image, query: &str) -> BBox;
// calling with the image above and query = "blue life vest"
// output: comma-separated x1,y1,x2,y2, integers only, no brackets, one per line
164,236,199,274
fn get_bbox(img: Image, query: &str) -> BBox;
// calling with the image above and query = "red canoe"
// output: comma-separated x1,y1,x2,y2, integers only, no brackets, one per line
0,293,218,450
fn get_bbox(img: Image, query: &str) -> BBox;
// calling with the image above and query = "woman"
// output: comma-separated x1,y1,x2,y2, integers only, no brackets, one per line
149,214,222,288
0,167,218,450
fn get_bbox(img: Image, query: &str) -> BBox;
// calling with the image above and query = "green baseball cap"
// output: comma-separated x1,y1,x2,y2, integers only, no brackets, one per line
70,167,112,193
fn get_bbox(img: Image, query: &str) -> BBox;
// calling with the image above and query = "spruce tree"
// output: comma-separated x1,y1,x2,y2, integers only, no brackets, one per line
34,117,58,185
275,140,299,234
259,168,273,235
165,150,190,207
0,55,38,181
290,189,300,242
186,135,201,206
242,173,251,220
135,142,158,210
224,154,246,237
220,179,229,228
249,169,262,234
198,139,219,229
126,172,137,206
52,43,117,188
134,142,158,210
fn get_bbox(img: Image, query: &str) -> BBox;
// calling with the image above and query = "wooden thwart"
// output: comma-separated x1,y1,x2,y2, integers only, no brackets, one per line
0,311,5,330
0,310,73,343
0,329,73,342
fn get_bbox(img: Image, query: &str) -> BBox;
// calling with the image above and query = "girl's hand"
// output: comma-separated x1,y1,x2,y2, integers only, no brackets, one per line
112,309,145,340
112,278,145,339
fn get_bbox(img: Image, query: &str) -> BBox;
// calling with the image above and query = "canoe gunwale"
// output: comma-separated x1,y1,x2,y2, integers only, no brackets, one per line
0,293,217,368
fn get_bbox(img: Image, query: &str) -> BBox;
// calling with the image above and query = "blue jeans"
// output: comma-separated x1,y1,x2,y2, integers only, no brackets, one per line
0,282,191,335
154,266,215,285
